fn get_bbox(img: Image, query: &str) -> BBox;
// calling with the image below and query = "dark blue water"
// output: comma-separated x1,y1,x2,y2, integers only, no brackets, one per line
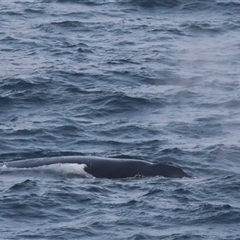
1,0,240,239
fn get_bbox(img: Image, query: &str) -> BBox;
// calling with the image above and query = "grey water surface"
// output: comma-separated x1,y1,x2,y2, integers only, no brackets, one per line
1,0,240,239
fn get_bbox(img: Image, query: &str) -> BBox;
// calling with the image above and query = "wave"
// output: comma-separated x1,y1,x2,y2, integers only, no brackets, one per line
45,0,240,13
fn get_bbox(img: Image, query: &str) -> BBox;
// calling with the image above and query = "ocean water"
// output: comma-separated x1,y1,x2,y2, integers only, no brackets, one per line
1,0,240,239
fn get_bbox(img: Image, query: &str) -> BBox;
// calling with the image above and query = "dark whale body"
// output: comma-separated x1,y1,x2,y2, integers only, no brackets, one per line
1,156,191,179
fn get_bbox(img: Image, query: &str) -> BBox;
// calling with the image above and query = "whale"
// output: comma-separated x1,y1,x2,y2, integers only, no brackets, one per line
0,156,192,179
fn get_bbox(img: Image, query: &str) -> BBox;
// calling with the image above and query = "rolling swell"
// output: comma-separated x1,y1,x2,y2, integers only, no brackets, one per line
1,0,240,239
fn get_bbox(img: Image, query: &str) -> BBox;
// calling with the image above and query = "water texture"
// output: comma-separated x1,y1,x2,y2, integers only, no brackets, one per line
1,0,240,239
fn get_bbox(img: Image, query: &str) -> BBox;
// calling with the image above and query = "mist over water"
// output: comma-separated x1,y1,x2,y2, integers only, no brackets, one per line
1,0,240,239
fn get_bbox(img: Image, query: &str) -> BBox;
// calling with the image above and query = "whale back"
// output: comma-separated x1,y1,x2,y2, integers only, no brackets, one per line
0,156,191,179
151,163,192,178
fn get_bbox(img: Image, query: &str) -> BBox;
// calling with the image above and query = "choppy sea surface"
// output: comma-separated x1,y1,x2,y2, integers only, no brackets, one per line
1,0,240,239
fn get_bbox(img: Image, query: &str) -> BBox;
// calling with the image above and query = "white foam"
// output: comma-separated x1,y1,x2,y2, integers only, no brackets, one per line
36,163,93,178
1,163,93,178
